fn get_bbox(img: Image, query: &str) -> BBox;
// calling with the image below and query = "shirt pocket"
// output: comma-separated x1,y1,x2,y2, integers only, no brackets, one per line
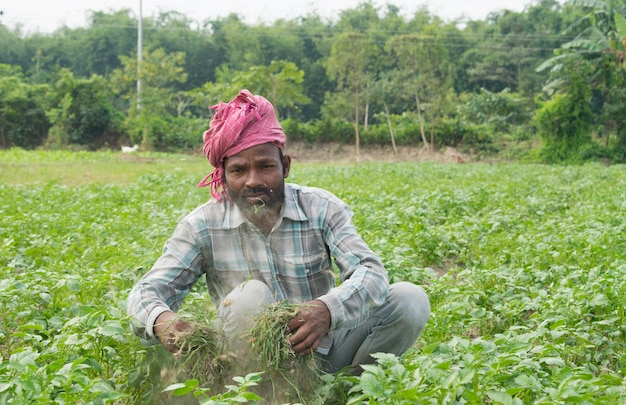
275,249,334,300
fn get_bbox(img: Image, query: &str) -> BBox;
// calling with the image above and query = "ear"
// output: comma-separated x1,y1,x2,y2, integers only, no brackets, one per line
282,154,292,178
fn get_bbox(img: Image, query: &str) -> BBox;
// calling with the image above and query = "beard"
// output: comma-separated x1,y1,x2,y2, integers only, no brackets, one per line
229,182,285,217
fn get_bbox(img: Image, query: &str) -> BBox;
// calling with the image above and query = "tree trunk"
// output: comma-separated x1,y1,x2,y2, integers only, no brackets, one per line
354,90,360,157
364,80,370,131
383,101,398,159
430,118,435,150
617,120,626,147
517,54,522,93
415,91,429,151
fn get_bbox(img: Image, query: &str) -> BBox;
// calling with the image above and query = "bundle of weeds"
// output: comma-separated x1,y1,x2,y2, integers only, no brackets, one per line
248,301,324,404
248,301,302,370
173,321,234,388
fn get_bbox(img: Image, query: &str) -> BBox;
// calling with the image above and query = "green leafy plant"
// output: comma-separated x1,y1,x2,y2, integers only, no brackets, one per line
1,151,626,404
164,372,264,404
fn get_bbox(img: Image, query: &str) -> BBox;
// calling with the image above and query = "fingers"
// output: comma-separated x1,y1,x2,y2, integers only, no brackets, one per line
288,325,321,355
160,319,194,353
161,330,181,353
287,315,305,332
286,301,331,355
290,338,318,355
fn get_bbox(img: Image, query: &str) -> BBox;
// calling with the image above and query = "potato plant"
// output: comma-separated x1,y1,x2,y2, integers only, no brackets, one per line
1,150,625,404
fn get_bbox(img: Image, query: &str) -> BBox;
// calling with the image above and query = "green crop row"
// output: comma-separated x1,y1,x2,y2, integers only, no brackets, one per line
1,153,625,404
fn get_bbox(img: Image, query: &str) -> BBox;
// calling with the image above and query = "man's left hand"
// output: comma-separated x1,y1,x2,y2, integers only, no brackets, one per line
287,299,331,355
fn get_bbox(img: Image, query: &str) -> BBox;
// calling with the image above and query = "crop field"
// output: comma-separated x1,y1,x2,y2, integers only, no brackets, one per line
1,149,626,404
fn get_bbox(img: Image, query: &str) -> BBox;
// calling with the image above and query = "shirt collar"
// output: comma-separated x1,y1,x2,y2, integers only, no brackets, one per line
222,183,308,228
282,183,308,222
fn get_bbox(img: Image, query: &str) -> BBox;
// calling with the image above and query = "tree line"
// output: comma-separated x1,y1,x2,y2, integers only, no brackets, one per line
1,0,625,163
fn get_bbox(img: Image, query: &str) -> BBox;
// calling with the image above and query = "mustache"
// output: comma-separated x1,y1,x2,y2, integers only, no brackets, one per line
242,186,273,196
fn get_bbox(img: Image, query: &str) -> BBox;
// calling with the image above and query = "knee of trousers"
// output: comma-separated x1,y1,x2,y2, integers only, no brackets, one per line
388,281,431,332
218,279,275,321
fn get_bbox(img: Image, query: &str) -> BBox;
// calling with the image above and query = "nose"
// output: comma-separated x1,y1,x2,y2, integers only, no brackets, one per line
244,169,264,188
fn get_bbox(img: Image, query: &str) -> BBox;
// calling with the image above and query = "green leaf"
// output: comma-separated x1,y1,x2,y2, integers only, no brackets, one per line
595,317,620,325
91,380,116,393
17,323,44,331
163,382,188,392
487,390,514,404
98,322,126,336
590,293,609,307
420,342,442,354
514,374,540,389
9,349,39,367
540,357,565,367
360,364,384,377
359,372,384,396
39,292,52,304
536,54,570,72
163,379,199,396
614,13,626,40
241,392,263,400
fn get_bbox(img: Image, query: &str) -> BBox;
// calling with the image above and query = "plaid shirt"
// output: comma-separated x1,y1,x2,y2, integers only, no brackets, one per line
127,183,389,342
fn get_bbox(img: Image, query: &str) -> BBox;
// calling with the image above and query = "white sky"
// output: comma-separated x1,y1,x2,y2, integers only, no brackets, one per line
2,0,540,34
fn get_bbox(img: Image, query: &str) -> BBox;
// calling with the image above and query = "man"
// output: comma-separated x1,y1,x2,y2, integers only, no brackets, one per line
126,89,430,374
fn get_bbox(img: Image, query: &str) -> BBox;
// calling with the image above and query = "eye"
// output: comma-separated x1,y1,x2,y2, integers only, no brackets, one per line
261,162,277,170
228,167,244,174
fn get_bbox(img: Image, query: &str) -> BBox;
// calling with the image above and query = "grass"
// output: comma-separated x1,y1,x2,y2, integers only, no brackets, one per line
248,301,303,372
1,148,209,186
172,321,232,387
246,301,324,404
2,149,626,404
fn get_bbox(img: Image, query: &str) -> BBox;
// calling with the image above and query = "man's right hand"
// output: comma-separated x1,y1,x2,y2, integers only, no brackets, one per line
154,311,193,353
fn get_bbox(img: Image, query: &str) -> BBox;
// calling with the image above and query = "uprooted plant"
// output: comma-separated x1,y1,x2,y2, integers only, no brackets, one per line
247,301,326,404
171,320,236,390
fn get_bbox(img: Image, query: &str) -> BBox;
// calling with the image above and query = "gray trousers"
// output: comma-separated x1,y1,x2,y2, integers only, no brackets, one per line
217,279,430,373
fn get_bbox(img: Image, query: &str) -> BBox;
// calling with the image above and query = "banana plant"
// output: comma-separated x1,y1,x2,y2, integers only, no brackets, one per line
537,0,626,148
537,0,626,72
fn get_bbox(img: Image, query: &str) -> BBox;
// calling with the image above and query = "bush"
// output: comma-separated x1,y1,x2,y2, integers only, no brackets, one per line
458,88,534,133
534,60,594,163
391,113,425,145
281,118,304,142
282,118,353,144
162,116,207,152
0,76,50,149
125,114,169,150
535,93,593,163
0,97,49,149
65,81,125,149
578,142,612,162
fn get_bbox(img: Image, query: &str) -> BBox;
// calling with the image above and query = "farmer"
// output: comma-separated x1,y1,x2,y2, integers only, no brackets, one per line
126,89,430,374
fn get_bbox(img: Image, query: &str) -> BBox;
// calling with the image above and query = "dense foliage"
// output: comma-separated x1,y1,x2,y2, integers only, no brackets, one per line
1,150,625,403
1,1,625,162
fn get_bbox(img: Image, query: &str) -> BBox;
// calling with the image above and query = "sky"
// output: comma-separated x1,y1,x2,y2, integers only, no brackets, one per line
1,0,539,34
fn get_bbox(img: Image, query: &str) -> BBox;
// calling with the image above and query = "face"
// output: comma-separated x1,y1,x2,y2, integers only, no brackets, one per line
223,143,291,216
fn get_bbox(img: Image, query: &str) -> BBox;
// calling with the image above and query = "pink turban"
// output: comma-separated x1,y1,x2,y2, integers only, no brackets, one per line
197,89,286,201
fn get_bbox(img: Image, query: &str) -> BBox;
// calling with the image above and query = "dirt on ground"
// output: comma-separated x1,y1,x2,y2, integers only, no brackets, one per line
285,142,472,164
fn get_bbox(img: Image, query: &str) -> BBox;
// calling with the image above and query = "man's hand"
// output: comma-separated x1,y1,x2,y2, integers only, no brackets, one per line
154,311,193,353
287,300,331,355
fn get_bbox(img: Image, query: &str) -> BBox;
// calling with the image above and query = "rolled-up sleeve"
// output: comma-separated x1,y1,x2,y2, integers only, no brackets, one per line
126,219,205,343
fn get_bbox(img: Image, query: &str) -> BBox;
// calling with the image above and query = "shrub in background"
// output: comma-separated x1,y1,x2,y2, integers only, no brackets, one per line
534,60,593,163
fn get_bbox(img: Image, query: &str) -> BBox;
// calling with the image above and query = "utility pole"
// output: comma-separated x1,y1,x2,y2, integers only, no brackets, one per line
137,0,143,111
